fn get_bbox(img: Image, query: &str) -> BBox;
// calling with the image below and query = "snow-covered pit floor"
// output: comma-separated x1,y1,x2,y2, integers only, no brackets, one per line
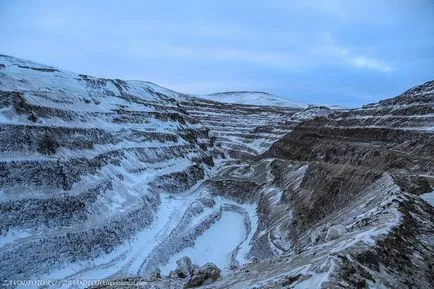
160,210,247,275
421,190,434,206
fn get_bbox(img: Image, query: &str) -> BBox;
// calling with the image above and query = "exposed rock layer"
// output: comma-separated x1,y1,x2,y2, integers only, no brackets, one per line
0,55,433,289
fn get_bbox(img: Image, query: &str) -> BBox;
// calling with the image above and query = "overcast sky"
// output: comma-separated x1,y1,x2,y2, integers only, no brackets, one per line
1,0,433,106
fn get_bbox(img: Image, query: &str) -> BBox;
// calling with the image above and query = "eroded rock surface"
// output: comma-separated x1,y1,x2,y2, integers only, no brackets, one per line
175,257,194,278
185,262,221,288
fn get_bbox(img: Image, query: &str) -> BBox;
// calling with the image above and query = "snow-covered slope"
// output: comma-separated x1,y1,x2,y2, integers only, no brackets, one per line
0,54,222,283
197,91,308,108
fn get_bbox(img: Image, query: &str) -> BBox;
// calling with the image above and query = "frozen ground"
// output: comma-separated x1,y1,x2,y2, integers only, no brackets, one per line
160,211,246,274
19,167,259,288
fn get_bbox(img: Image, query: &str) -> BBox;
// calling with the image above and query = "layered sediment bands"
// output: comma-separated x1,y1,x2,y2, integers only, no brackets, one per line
0,55,219,282
245,81,434,288
179,97,302,158
87,82,432,288
2,55,305,286
194,81,432,288
264,83,434,188
1,54,433,289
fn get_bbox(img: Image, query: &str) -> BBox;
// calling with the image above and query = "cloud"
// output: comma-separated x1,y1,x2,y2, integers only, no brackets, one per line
129,38,393,73
129,41,303,69
318,40,393,73
42,15,65,28
296,0,405,25
206,47,297,67
350,56,392,72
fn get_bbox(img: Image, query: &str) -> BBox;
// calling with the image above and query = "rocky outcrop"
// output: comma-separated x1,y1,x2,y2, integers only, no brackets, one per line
175,257,194,278
325,224,346,241
185,262,221,288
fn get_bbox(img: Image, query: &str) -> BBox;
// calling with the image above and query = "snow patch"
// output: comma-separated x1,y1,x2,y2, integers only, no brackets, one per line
160,211,246,275
420,190,434,206
0,229,32,248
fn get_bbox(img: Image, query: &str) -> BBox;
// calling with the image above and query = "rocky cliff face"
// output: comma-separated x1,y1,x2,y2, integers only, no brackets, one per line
0,55,433,289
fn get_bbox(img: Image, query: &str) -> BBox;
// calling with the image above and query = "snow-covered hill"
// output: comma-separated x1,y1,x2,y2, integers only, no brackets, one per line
197,91,308,108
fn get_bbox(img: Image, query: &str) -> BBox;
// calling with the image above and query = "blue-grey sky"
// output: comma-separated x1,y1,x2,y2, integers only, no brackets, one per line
1,0,433,106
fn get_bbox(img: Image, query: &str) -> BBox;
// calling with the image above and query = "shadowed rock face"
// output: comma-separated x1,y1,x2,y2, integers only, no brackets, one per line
263,82,434,230
0,55,433,289
246,80,434,288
